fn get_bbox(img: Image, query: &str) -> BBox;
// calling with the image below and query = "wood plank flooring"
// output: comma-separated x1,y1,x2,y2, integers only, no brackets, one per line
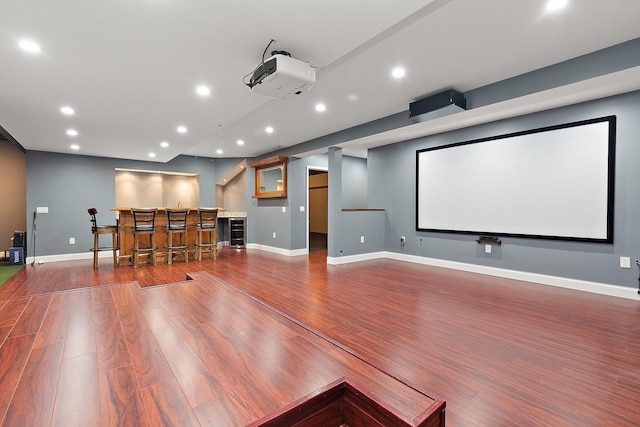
1,248,639,425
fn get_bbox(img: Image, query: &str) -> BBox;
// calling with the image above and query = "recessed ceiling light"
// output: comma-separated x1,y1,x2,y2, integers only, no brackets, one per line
66,129,78,136
237,139,245,146
196,85,211,97
392,67,406,79
177,125,187,134
60,106,75,115
18,39,41,53
546,0,568,12
315,103,326,112
70,144,80,151
148,152,156,158
265,126,274,134
216,149,223,154
160,141,169,148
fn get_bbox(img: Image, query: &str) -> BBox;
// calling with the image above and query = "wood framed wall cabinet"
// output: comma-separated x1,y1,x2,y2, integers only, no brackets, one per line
249,156,288,198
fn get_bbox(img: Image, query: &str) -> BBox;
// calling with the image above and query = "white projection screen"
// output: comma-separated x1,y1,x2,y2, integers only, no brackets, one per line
416,116,616,243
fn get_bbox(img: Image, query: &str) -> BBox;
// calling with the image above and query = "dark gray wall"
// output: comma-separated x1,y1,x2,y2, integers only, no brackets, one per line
214,158,246,182
248,154,329,250
26,152,227,257
327,148,385,257
369,91,640,288
215,158,247,212
247,157,289,248
221,170,247,212
342,156,367,209
247,152,371,251
249,196,291,248
334,210,385,256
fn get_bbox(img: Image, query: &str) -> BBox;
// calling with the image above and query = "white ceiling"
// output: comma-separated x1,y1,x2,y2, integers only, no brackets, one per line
2,0,640,162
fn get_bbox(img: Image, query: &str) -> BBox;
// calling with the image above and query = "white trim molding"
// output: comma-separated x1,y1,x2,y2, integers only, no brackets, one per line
246,243,308,257
386,252,639,300
26,251,96,264
326,251,386,265
325,250,638,300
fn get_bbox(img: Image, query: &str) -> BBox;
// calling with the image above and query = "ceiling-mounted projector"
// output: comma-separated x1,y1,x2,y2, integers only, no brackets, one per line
246,53,315,99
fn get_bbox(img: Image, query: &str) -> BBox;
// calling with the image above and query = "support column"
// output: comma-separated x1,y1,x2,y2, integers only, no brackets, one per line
327,147,342,258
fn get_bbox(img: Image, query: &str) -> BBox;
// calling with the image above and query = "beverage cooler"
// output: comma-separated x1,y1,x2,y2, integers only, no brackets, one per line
229,218,246,248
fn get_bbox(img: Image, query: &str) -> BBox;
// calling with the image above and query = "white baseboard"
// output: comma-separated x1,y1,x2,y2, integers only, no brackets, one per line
326,251,386,265
26,251,96,264
246,243,308,257
383,252,639,300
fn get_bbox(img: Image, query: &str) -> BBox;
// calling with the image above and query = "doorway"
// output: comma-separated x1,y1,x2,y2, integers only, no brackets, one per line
308,168,328,253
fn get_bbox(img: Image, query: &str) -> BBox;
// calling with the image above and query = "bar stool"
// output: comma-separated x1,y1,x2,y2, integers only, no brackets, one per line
131,208,158,268
165,209,189,264
87,208,119,269
195,208,218,261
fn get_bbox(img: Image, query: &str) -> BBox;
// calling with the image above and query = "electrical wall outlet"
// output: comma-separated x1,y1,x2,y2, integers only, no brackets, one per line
69,237,75,245
36,206,49,214
282,206,286,213
360,236,365,243
400,236,406,246
272,232,276,238
299,206,305,212
485,244,492,254
620,256,631,269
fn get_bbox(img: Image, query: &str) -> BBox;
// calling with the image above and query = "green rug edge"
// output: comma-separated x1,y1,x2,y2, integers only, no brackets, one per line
0,265,24,286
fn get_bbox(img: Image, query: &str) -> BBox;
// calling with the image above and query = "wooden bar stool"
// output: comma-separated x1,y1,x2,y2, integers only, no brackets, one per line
195,208,218,261
165,209,189,264
131,208,158,268
87,208,119,269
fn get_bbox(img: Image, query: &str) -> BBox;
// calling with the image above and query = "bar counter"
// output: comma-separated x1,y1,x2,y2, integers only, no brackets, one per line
112,207,221,261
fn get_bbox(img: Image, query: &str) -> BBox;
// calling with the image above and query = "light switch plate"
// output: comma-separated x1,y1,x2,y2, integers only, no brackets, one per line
620,256,631,269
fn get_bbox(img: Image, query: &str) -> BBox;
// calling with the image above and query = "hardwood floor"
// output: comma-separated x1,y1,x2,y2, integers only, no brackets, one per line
0,248,639,426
